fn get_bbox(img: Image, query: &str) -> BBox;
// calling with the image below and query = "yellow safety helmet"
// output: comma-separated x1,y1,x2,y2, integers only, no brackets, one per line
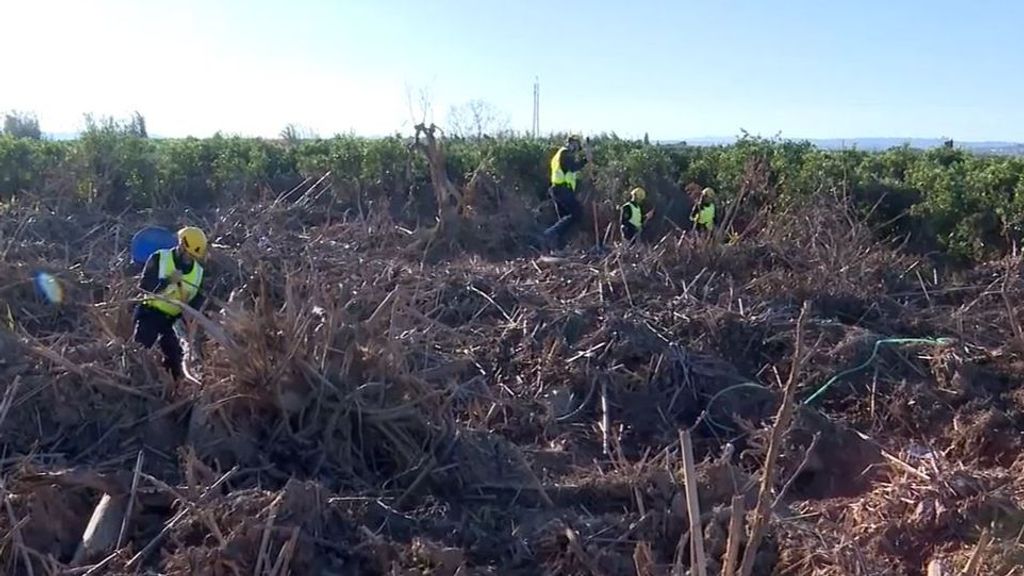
630,187,647,203
177,226,208,261
701,187,716,198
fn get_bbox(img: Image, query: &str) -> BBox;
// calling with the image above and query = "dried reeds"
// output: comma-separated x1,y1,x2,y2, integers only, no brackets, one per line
2,189,1024,575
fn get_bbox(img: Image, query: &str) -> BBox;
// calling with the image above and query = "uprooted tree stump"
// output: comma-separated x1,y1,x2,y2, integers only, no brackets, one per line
409,123,467,256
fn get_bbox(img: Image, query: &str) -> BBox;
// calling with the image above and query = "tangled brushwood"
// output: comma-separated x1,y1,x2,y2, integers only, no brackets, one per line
3,150,1024,576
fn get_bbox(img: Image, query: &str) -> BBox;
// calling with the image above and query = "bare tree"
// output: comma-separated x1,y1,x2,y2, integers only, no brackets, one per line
3,110,41,139
128,111,148,138
405,84,435,129
280,123,317,144
446,99,509,139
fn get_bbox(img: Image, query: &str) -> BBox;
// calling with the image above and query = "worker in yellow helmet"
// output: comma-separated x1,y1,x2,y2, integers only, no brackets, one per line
133,226,208,381
544,135,592,249
620,186,654,243
692,187,716,232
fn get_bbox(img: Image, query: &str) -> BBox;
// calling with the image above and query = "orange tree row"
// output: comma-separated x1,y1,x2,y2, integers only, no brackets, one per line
2,124,1023,261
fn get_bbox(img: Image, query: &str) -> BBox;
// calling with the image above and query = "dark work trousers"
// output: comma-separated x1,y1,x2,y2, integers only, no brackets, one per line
621,222,639,243
543,184,582,249
133,305,184,380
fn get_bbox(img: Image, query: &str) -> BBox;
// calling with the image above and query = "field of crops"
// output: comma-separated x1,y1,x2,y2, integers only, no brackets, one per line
2,126,1024,575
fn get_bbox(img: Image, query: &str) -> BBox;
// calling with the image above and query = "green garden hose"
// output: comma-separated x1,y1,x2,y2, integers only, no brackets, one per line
700,336,955,426
800,337,954,406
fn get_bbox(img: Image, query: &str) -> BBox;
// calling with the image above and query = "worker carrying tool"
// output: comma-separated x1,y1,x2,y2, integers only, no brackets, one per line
692,187,716,232
544,135,592,249
133,226,208,382
620,186,654,243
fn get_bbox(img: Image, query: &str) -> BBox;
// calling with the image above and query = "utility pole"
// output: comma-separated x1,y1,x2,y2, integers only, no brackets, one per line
532,77,540,138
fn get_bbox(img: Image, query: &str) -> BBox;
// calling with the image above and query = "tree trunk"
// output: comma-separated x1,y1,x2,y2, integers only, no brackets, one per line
412,124,464,252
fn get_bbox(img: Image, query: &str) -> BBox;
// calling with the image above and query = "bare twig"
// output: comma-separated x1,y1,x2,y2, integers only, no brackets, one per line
633,541,655,576
600,379,610,456
395,455,438,509
960,529,991,576
0,376,20,431
255,493,285,576
772,431,820,509
116,450,145,550
269,526,300,576
738,302,810,576
616,253,635,308
1000,260,1024,352
509,446,553,508
1,479,35,576
678,429,708,576
81,551,122,576
126,466,237,569
467,284,512,323
564,526,602,576
723,495,745,576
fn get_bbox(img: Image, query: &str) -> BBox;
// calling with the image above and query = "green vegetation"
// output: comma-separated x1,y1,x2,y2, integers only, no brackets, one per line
2,121,1023,261
2,111,41,140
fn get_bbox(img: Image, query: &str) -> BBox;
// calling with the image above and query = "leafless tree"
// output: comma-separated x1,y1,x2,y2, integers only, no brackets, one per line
446,99,509,139
280,123,317,144
405,84,436,129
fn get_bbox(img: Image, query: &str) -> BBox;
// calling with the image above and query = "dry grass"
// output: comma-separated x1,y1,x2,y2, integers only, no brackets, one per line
0,187,1023,575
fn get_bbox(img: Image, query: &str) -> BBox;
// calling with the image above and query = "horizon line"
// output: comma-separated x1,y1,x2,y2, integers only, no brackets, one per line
34,131,1024,147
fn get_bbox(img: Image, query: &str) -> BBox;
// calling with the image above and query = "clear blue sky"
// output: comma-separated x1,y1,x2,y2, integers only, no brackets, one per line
3,0,1023,140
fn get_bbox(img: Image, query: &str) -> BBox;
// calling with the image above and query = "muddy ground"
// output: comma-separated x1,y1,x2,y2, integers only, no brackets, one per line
1,188,1024,576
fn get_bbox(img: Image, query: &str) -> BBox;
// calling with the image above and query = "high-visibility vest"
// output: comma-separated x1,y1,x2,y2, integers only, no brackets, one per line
144,249,203,317
623,202,643,230
695,203,716,230
550,147,578,191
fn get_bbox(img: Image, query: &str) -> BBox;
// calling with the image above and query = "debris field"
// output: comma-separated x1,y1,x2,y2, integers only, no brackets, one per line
2,182,1024,576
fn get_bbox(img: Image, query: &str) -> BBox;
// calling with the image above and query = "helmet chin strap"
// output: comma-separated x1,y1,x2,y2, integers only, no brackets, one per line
174,245,194,265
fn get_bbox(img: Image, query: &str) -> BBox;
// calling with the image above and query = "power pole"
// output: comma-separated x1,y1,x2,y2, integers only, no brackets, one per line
532,77,540,138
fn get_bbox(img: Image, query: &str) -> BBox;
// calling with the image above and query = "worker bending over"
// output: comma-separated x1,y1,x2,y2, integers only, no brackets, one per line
620,187,653,243
134,226,208,381
692,187,716,233
544,135,591,249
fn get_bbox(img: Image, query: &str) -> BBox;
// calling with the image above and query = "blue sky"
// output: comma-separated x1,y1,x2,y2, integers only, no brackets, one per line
3,0,1023,140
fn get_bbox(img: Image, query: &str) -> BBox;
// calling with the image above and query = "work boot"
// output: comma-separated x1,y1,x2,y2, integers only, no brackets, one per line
166,359,185,382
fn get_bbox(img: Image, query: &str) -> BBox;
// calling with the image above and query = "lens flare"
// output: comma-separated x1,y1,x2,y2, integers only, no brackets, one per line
34,272,64,304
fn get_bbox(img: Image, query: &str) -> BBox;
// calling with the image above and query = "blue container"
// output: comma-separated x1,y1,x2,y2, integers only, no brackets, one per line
131,226,177,265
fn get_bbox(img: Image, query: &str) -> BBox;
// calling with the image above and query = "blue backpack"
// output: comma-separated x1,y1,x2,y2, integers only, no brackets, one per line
130,226,178,265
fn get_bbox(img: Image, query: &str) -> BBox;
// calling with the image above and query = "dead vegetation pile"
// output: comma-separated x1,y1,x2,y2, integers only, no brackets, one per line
2,174,1024,576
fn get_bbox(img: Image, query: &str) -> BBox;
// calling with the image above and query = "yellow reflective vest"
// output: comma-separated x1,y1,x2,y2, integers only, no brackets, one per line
694,203,716,231
550,147,579,191
623,202,643,230
144,249,203,317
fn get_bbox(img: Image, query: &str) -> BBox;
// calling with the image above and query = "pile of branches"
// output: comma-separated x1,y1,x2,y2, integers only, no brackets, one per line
2,171,1024,575
777,443,1024,575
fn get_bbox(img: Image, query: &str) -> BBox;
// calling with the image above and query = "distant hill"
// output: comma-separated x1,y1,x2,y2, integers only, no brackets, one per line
43,132,79,141
674,136,1024,155
805,138,1024,154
